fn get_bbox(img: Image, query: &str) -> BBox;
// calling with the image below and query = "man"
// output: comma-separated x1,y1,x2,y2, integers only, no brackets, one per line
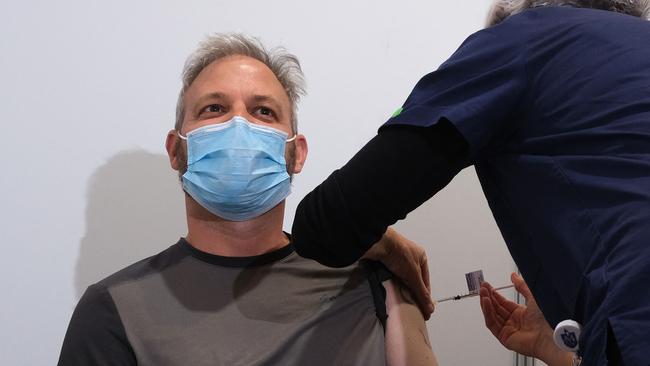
291,1,650,365
58,33,436,366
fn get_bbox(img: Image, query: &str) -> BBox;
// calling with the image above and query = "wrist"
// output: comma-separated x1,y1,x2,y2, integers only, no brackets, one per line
534,328,573,366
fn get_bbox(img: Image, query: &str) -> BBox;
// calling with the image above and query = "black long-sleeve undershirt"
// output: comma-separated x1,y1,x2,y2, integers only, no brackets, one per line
291,121,470,267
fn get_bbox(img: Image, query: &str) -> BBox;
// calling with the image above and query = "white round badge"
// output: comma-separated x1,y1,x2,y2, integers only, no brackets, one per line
553,319,582,352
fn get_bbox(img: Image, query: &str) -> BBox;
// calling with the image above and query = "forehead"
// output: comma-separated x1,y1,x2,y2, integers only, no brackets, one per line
184,55,290,108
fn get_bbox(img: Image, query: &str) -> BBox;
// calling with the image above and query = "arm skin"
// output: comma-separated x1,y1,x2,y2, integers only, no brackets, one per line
384,280,438,366
480,272,573,366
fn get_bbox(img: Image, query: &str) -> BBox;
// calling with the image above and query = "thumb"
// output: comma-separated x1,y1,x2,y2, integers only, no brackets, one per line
511,272,534,304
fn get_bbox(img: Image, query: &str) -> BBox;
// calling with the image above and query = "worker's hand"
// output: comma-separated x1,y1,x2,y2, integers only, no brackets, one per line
363,228,434,319
480,273,572,366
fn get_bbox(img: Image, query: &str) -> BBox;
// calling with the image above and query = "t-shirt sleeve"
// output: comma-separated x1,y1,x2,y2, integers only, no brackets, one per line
383,28,528,159
58,284,136,366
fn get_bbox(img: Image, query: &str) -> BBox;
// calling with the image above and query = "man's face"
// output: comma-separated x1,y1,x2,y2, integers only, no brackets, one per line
166,55,307,177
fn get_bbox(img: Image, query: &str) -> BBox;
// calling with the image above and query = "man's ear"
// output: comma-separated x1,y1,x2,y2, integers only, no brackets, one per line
290,134,308,174
165,130,183,171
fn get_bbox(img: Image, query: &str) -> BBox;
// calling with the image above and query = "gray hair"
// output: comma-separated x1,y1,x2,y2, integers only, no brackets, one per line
175,33,306,133
487,0,650,26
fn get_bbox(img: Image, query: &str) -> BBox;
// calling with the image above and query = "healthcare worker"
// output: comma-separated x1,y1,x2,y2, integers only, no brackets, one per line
291,1,650,365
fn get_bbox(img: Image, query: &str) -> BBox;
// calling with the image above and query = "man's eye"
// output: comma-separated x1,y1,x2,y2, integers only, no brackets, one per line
256,106,274,117
203,104,224,113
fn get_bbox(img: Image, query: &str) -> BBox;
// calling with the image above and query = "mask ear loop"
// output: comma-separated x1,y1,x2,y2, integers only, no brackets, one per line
286,135,297,143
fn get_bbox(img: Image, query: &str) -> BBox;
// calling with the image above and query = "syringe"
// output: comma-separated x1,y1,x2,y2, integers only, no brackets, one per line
436,284,514,303
436,269,515,303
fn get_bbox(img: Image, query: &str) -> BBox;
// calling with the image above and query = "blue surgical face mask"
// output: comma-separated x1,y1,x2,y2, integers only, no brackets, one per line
178,116,297,221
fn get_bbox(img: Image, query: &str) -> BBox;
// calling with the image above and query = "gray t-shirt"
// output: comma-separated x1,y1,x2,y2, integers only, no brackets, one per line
58,238,388,365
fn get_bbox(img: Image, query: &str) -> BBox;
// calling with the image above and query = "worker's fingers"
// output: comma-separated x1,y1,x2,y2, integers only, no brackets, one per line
480,288,502,338
381,228,434,319
482,280,495,292
480,283,491,299
383,256,433,319
481,281,505,319
490,283,514,306
479,285,493,318
481,284,505,324
409,269,434,320
511,272,535,305
481,280,517,316
489,286,517,320
401,241,433,319
491,301,511,325
420,256,435,315
421,255,431,295
495,289,520,315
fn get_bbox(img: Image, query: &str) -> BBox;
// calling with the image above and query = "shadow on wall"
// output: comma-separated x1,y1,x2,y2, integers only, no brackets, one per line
75,149,187,298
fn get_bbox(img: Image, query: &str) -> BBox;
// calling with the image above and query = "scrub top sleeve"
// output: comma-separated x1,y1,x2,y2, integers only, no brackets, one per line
383,29,528,159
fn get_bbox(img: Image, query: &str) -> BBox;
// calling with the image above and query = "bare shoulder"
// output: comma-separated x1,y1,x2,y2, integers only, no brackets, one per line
384,280,438,366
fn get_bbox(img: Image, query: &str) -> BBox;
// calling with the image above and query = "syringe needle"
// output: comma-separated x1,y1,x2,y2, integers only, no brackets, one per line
437,295,460,303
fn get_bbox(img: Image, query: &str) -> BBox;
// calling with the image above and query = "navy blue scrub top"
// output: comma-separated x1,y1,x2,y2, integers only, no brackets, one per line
384,6,650,364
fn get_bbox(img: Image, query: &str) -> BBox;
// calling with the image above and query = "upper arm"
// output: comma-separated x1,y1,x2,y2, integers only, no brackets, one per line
58,284,137,366
384,280,438,366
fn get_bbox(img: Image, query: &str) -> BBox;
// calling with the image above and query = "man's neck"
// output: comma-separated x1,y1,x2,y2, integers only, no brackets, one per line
184,196,290,257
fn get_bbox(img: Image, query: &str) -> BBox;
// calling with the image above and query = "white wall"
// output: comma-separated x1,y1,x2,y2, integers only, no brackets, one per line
1,0,518,364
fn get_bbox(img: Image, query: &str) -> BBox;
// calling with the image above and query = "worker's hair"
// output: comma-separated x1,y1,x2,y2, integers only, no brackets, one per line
487,0,650,26
175,33,306,133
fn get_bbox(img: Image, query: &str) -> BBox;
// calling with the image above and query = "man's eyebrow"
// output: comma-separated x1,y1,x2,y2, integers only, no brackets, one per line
194,91,227,106
252,95,284,110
